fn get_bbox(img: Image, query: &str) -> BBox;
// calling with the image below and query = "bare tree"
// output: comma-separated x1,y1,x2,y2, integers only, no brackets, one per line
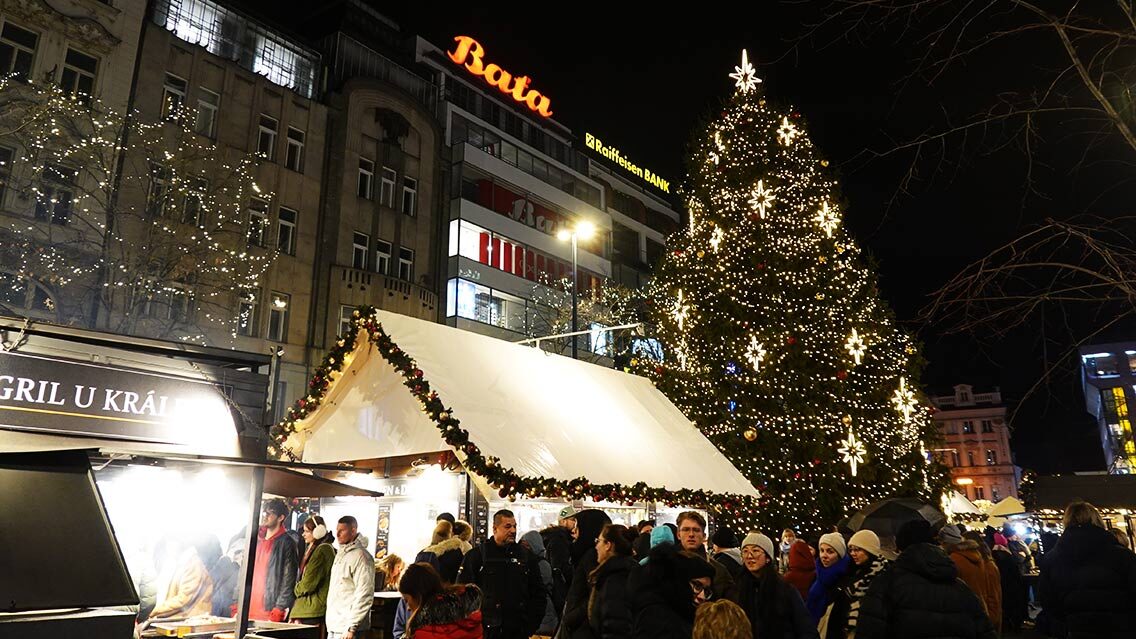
811,1,1136,198
525,276,644,364
0,78,276,343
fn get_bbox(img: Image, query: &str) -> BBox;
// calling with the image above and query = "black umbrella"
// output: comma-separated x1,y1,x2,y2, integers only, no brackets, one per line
847,498,946,538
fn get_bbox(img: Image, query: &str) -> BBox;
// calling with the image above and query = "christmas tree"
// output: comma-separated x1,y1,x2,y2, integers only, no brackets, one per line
636,51,948,534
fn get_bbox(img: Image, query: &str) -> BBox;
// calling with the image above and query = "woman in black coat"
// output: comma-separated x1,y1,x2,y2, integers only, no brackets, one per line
586,524,638,639
1038,501,1136,639
736,533,818,639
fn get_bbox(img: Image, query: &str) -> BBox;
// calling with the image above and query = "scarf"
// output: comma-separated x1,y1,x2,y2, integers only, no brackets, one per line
845,557,889,633
807,553,852,621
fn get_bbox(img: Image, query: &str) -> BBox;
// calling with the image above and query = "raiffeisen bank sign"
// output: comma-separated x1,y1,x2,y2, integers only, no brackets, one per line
448,36,553,118
585,133,671,194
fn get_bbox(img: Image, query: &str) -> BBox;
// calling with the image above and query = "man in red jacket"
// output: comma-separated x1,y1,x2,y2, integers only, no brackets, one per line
248,499,298,621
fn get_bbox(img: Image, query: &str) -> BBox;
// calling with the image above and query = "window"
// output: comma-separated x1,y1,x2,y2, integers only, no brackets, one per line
182,177,207,225
974,486,985,500
944,421,958,435
950,451,961,467
267,291,289,342
148,283,191,322
992,487,1000,501
0,22,37,81
195,88,219,138
352,232,368,270
0,146,12,206
398,247,414,281
401,177,417,216
962,421,975,434
981,420,994,433
36,163,75,225
1086,354,1119,377
375,240,391,275
237,289,257,336
247,198,268,246
257,114,277,160
285,127,304,172
986,449,998,465
162,73,187,121
357,158,374,199
967,451,975,466
959,390,971,403
60,48,97,104
146,163,169,217
277,207,296,255
339,305,354,336
380,167,396,207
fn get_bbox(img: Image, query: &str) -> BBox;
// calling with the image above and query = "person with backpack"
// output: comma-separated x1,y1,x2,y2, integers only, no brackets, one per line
521,530,560,635
457,509,546,639
559,510,614,638
711,527,745,583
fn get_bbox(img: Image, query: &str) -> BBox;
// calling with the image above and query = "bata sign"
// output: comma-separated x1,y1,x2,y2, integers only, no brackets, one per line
447,36,553,118
0,350,237,449
585,133,671,193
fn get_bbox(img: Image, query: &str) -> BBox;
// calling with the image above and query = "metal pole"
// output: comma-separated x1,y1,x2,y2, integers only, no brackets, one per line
236,465,266,638
571,233,578,359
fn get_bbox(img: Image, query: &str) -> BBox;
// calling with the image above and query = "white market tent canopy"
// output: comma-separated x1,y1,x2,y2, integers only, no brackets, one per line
947,490,982,515
989,496,1028,517
283,310,757,501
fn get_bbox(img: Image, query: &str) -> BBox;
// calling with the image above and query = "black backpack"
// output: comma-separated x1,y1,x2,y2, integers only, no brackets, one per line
541,530,572,616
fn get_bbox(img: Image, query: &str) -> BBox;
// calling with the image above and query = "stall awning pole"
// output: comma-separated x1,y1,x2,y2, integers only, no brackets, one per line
236,465,266,638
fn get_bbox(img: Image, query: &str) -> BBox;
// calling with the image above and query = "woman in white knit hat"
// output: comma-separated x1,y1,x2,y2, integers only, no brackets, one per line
736,532,819,639
806,532,852,632
824,529,890,639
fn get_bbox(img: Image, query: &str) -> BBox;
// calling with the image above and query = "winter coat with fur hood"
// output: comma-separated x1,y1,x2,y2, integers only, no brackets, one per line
416,537,468,584
406,584,484,639
947,540,1002,633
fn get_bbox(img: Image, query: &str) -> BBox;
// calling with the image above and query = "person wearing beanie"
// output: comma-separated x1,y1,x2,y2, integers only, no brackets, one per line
829,530,890,639
737,532,818,639
712,527,746,582
806,533,852,623
854,520,996,639
628,544,716,638
939,525,1002,634
559,509,612,639
783,540,816,602
990,531,1027,633
640,524,677,565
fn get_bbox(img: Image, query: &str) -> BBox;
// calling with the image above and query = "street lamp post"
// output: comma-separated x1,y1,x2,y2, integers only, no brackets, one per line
557,221,595,359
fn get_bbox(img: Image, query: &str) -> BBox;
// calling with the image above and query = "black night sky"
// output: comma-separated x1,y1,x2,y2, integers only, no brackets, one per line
247,1,1128,472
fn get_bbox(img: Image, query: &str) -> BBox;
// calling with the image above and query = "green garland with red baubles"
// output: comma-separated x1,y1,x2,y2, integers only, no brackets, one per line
271,306,761,514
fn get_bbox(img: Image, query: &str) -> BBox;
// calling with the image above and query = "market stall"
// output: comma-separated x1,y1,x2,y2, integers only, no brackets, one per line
0,317,377,639
1032,474,1136,547
273,306,759,555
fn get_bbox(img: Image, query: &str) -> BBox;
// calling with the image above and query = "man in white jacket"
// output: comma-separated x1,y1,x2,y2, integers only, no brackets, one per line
327,516,376,639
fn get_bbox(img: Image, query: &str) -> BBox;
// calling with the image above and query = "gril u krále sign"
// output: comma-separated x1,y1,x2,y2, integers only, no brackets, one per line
448,36,553,118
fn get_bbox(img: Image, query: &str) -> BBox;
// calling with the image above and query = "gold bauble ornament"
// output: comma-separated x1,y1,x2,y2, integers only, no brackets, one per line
697,250,705,258
821,159,830,167
818,256,827,264
842,415,853,426
744,428,758,441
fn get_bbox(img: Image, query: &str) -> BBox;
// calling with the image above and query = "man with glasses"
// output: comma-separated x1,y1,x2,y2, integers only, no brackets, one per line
675,511,739,603
248,498,298,621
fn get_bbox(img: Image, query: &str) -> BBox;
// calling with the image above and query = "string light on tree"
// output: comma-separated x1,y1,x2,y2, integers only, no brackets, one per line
815,200,840,238
672,289,690,330
892,376,918,423
745,335,766,372
728,49,762,93
710,226,725,252
748,179,776,219
837,426,868,476
777,116,800,146
845,328,866,365
631,48,948,535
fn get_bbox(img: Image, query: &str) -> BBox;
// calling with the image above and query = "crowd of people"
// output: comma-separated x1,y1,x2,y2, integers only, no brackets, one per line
137,498,1136,639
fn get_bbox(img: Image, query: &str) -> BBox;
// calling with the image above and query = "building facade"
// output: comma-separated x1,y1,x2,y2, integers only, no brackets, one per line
1079,343,1136,473
416,34,679,355
931,384,1020,502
